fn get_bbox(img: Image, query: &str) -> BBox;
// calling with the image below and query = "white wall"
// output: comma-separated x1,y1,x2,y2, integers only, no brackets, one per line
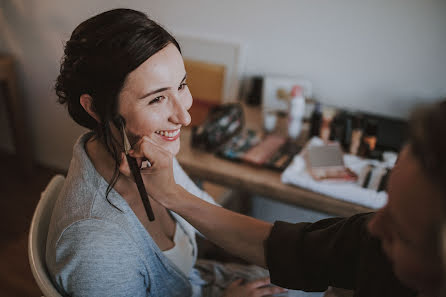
1,0,445,170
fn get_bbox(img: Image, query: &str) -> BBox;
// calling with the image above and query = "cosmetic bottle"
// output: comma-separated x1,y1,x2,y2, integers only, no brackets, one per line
287,85,305,139
363,120,378,150
342,113,353,151
359,120,378,157
329,111,347,143
349,116,363,155
320,108,335,142
263,110,277,133
309,102,322,138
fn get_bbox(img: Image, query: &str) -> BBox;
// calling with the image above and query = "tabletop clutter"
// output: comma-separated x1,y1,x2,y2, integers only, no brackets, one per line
191,85,405,209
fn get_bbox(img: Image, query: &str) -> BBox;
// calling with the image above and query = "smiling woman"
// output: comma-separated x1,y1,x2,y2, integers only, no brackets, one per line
115,43,191,156
46,8,285,297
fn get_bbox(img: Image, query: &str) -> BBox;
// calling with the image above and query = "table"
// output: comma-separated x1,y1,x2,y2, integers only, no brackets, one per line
177,104,373,217
0,54,32,175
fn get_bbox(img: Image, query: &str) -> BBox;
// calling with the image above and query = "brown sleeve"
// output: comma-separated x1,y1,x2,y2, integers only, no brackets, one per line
265,213,373,291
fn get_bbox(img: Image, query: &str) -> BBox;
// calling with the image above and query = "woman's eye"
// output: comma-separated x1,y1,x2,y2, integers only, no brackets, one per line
149,96,165,105
178,83,188,90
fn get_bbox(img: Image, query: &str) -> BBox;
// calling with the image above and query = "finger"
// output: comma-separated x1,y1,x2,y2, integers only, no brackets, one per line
130,136,171,167
246,277,270,289
118,152,132,178
256,285,288,296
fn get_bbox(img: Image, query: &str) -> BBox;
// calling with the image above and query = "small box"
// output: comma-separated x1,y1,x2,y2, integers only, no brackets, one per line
305,143,357,181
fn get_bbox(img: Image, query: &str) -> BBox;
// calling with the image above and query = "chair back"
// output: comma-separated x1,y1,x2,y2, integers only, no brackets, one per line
28,175,65,297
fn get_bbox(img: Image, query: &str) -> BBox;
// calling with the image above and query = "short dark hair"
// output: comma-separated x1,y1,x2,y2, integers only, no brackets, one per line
55,8,181,197
409,99,446,195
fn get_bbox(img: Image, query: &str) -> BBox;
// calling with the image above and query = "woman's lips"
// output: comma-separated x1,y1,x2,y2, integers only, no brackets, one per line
154,129,180,141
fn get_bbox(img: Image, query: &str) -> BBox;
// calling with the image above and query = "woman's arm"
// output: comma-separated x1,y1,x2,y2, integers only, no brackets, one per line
119,136,272,267
167,184,272,267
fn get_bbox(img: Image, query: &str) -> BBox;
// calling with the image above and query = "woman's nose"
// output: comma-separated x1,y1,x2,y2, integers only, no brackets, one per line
170,94,191,126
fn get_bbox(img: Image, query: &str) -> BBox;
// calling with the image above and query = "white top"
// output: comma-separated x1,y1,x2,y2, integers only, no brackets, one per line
163,223,195,277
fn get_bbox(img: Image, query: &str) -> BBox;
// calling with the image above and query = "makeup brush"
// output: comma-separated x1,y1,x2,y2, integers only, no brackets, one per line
122,125,155,221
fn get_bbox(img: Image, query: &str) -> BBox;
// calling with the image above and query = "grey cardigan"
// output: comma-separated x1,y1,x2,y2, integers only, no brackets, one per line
46,133,216,297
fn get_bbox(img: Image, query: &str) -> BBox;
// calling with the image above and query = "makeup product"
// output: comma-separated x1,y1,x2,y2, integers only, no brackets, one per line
266,140,302,171
329,111,347,143
319,109,335,142
342,114,353,151
349,116,363,155
217,129,260,161
309,102,322,138
305,143,357,181
367,166,387,191
246,76,263,106
361,165,375,188
359,120,378,157
242,134,286,166
361,113,408,151
191,103,244,151
263,111,277,133
287,85,305,139
356,164,372,187
377,168,390,192
121,123,155,221
364,120,378,149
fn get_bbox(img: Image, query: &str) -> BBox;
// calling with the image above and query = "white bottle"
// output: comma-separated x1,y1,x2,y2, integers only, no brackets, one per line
288,85,305,139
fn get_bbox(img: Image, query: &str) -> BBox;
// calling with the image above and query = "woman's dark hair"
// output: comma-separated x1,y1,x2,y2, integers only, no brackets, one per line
56,8,180,198
409,99,446,196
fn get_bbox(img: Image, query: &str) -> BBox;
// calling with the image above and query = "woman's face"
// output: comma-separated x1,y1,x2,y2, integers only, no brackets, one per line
118,43,192,155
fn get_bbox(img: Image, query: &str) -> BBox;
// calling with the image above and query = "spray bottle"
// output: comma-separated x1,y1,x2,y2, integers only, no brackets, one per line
288,85,305,139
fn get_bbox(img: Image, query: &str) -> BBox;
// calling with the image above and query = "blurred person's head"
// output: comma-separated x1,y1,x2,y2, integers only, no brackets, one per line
368,100,446,296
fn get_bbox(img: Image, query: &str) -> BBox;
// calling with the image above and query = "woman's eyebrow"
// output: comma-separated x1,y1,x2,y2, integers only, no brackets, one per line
139,87,169,99
138,74,187,100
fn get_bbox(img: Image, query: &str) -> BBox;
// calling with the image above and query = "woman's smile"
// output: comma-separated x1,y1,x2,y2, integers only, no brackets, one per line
154,128,181,141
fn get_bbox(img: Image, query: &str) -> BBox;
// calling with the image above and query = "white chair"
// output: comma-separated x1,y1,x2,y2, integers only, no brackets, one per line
28,175,65,297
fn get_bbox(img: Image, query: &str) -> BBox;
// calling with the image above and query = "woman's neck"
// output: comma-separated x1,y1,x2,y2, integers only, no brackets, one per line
85,136,133,194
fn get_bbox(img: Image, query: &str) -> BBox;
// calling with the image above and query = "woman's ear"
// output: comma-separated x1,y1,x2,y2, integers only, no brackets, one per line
80,94,101,123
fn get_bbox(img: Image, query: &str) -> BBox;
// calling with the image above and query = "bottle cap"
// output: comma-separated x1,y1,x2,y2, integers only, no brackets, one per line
291,85,302,97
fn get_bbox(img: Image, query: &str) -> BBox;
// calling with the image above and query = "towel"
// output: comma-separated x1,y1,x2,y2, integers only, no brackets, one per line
281,138,395,209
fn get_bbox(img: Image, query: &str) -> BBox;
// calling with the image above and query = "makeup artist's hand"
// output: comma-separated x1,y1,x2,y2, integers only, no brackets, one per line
222,277,288,297
118,136,179,206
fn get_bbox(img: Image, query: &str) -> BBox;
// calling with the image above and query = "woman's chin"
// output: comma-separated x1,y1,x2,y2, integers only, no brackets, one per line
165,142,180,156
151,134,181,156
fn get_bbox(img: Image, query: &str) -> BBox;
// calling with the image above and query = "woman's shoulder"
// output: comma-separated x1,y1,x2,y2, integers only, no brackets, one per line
47,218,151,297
55,218,132,251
